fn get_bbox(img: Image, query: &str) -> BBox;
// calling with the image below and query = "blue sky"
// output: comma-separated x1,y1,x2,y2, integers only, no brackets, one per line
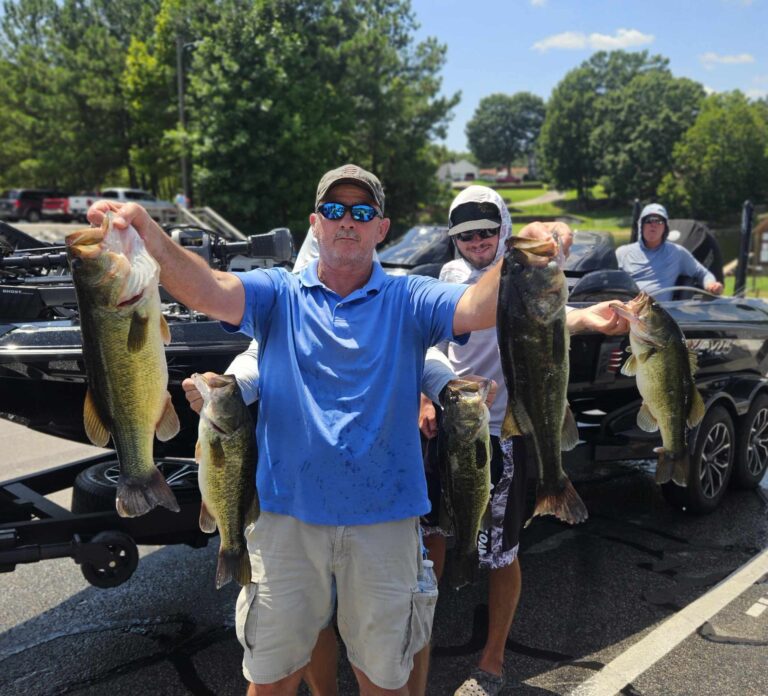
409,0,766,152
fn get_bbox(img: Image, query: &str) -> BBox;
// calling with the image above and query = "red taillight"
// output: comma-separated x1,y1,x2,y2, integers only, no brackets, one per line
13,200,20,210
606,348,625,374
63,199,69,213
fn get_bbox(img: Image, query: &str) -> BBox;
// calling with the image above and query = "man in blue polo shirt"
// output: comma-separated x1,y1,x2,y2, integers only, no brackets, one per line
87,163,512,696
89,164,627,695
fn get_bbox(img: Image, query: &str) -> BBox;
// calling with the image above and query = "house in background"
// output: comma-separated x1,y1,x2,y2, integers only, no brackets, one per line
436,159,479,182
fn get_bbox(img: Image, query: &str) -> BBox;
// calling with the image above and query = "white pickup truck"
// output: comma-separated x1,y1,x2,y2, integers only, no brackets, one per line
43,188,179,223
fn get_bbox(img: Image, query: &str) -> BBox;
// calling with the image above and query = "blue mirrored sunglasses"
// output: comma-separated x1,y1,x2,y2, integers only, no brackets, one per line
317,201,381,223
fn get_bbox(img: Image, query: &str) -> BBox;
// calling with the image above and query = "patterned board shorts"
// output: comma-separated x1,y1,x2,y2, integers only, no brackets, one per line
422,432,530,570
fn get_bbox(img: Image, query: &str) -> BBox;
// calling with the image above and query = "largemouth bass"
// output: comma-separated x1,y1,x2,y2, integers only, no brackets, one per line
438,379,492,589
192,373,258,589
66,213,180,517
611,292,705,486
497,234,586,524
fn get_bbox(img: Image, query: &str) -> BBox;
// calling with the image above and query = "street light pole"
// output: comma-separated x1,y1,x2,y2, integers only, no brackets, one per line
176,35,189,203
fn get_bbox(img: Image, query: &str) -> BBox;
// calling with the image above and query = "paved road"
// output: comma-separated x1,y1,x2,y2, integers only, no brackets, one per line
514,190,566,208
1,418,766,695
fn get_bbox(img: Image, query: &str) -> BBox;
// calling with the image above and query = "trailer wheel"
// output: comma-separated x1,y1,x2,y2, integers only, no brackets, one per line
80,531,139,588
661,405,734,514
733,393,768,489
71,459,200,513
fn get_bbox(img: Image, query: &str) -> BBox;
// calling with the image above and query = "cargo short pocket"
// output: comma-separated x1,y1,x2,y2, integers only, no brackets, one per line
404,587,438,662
235,582,260,652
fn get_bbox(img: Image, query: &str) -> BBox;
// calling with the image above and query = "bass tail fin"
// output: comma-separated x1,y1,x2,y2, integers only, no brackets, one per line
449,551,477,591
116,466,180,518
654,447,689,487
216,546,252,589
531,478,588,525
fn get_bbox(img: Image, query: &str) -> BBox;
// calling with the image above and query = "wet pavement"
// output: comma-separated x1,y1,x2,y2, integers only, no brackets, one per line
1,420,766,696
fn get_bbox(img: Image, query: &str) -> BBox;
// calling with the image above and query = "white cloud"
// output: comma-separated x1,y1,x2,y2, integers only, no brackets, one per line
699,52,755,68
532,28,653,53
530,0,548,6
532,31,586,51
589,29,654,50
746,88,768,99
703,85,717,95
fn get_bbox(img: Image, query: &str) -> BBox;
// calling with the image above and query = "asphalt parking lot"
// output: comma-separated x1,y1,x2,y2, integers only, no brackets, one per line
1,419,766,696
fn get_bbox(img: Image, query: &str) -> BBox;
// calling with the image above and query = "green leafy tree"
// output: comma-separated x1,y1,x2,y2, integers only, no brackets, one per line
0,0,66,187
465,92,545,173
122,0,198,198
186,0,458,235
594,72,704,201
538,50,672,206
537,67,599,204
658,91,768,219
0,0,159,191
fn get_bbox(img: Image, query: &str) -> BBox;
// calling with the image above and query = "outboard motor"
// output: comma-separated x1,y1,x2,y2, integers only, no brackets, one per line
666,219,724,283
569,269,640,303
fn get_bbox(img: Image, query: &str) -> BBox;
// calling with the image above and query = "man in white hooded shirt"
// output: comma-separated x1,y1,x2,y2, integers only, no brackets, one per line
419,185,625,696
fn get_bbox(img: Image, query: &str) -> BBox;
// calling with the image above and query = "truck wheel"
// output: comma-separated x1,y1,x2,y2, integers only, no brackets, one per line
71,459,201,513
26,209,41,222
733,393,768,488
661,405,734,514
80,531,139,588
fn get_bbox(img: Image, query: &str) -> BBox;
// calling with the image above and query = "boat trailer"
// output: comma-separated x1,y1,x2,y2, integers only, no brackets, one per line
0,452,210,588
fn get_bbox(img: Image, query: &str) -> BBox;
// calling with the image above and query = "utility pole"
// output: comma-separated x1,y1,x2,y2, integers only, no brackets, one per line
176,35,189,202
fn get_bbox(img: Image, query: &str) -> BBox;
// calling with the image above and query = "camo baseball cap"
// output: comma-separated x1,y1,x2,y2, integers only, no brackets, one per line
315,164,385,213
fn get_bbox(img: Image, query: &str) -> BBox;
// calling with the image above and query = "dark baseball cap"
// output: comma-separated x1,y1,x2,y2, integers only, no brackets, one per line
448,200,501,236
315,164,385,212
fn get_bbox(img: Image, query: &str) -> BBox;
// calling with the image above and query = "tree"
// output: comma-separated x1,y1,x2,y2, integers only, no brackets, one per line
537,68,599,204
186,0,458,235
658,91,768,219
538,50,674,206
0,0,159,191
465,92,545,173
594,72,704,201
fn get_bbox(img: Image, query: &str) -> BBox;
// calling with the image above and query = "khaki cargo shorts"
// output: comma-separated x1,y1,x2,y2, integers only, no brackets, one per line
235,511,437,689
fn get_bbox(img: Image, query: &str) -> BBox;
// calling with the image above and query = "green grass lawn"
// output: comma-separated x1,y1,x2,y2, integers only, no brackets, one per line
494,186,548,203
724,274,768,298
495,184,633,240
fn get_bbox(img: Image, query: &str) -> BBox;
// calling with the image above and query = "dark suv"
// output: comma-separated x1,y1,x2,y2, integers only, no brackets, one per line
0,188,68,222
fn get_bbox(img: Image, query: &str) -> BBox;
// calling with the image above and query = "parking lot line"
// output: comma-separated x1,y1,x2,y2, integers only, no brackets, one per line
569,546,768,696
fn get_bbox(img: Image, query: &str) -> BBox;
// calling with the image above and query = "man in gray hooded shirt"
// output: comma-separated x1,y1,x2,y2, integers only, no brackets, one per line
419,185,625,696
616,202,723,296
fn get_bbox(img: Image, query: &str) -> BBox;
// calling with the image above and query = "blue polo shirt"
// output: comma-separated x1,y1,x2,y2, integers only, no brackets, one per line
228,261,469,525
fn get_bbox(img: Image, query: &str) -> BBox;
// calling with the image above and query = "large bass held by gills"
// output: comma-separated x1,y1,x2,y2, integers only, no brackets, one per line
66,212,180,518
496,232,587,525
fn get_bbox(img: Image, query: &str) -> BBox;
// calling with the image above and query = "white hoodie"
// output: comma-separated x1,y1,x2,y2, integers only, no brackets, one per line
427,186,512,437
